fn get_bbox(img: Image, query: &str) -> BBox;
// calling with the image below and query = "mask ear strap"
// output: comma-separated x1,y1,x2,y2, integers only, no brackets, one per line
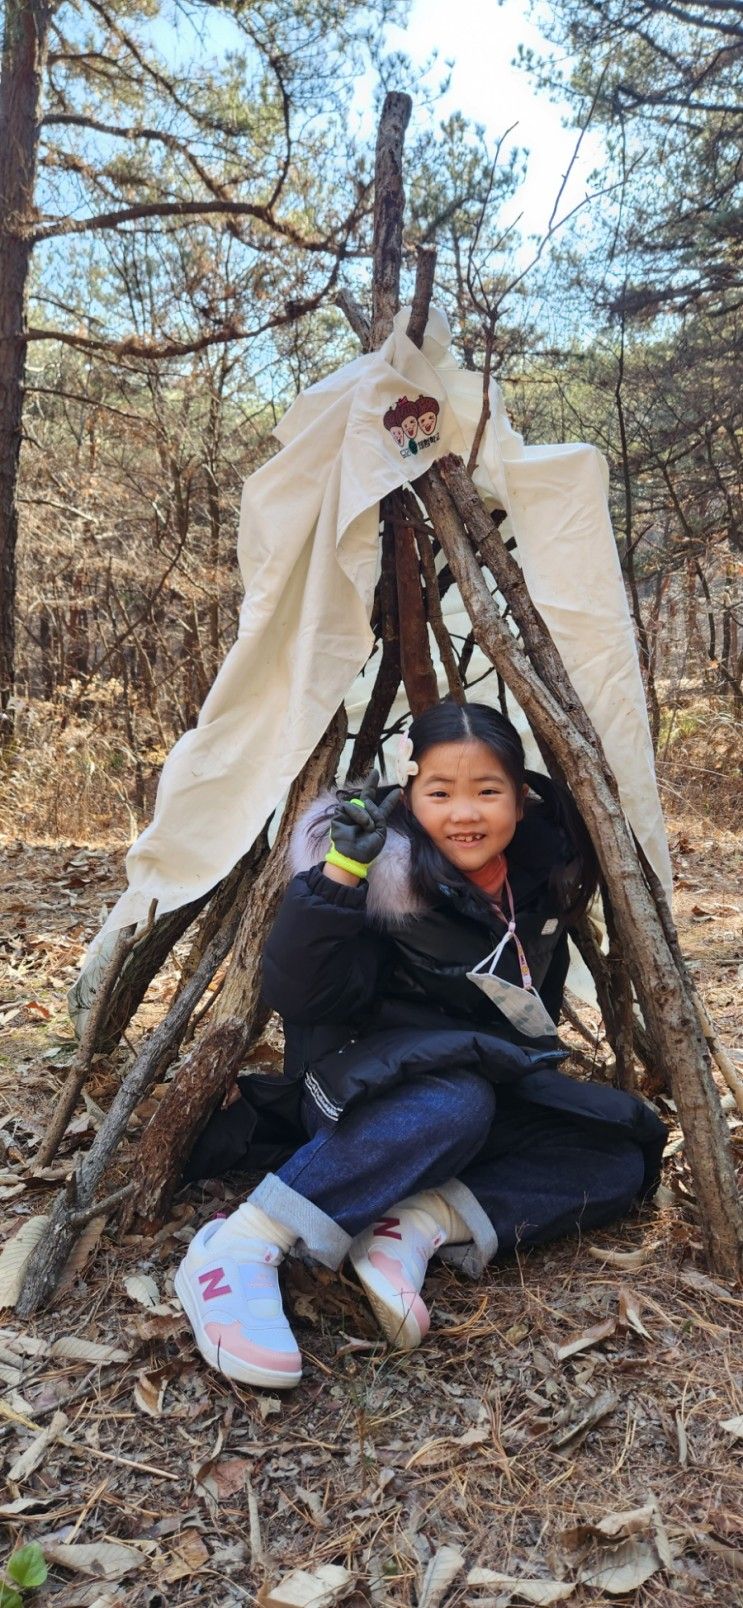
485,878,535,991
481,931,511,975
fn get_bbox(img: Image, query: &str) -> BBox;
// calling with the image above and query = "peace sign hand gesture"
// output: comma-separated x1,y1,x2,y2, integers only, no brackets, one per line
328,770,402,872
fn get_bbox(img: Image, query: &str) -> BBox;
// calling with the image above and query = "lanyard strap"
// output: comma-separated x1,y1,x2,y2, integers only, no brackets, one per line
486,877,534,991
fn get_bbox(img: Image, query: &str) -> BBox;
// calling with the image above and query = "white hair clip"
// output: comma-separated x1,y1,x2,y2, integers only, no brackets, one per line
394,732,419,788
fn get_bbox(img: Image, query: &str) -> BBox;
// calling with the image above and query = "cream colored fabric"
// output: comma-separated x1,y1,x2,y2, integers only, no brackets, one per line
73,305,670,1019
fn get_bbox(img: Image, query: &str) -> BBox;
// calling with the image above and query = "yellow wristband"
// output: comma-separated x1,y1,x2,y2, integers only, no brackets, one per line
325,846,369,880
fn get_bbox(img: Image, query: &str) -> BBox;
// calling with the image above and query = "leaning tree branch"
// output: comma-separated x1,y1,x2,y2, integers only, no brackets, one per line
17,889,247,1318
371,92,412,348
30,193,369,249
33,910,152,1170
415,454,743,1280
129,710,347,1229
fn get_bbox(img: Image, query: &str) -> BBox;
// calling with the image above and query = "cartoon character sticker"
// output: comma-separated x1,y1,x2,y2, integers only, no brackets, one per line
383,394,440,458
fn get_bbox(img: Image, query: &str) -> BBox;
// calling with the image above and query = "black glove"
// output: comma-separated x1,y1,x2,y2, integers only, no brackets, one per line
327,770,402,875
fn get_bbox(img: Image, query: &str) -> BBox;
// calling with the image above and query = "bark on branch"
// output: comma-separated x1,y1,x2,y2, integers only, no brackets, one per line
416,454,743,1280
129,710,348,1229
371,92,412,349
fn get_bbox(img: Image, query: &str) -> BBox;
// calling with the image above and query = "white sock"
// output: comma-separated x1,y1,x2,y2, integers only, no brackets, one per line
393,1189,472,1246
211,1199,296,1257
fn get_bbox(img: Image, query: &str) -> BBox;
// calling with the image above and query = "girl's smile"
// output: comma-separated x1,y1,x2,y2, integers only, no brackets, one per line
408,738,525,873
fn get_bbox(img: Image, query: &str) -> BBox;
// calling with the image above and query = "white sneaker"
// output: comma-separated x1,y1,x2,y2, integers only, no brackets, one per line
349,1210,446,1350
174,1220,302,1388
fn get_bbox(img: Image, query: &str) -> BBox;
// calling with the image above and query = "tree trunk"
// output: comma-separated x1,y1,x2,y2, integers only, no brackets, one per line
130,709,347,1227
348,519,401,778
421,454,743,1280
0,0,51,730
392,494,439,716
370,91,411,348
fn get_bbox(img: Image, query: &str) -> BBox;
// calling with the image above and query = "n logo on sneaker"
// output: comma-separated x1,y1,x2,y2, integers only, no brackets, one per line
198,1266,232,1300
373,1217,402,1240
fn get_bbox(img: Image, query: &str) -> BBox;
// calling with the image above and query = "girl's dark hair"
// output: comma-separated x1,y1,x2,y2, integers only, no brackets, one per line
391,700,598,919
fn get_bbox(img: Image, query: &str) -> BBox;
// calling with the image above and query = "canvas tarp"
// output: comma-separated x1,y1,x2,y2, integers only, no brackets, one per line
69,305,671,1027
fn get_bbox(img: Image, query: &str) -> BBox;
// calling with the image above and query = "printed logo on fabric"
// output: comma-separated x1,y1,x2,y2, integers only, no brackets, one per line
383,394,441,458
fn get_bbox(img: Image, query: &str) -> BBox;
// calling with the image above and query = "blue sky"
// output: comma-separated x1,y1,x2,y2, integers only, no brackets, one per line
356,0,605,240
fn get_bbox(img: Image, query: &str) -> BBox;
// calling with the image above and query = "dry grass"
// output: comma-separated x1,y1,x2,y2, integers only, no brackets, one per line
0,713,741,1606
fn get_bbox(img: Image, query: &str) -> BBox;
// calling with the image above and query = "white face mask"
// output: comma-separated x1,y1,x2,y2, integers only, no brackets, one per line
466,877,557,1039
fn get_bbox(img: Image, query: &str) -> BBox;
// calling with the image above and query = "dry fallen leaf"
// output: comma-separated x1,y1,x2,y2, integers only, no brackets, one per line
587,1243,654,1270
124,1272,160,1309
195,1455,251,1502
50,1337,130,1364
562,1505,657,1548
257,1564,354,1608
56,1215,107,1298
405,1423,490,1469
292,1292,321,1323
552,1390,619,1448
679,1268,743,1307
132,1309,186,1342
41,1541,146,1581
418,1545,464,1608
556,1316,616,1362
158,1531,210,1584
618,1285,652,1339
720,1415,743,1441
133,1366,172,1418
42,1588,123,1608
0,1215,49,1308
579,1537,678,1595
8,1408,68,1483
563,1497,681,1595
467,1570,574,1604
257,1394,283,1419
0,1496,57,1518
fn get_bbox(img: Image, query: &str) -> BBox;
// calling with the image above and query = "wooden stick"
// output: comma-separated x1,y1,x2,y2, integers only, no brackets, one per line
692,989,743,1118
17,900,244,1318
561,991,602,1050
68,1181,135,1228
391,494,440,715
34,914,148,1169
408,496,466,704
415,454,743,1279
371,91,412,348
406,246,437,347
129,711,348,1229
335,289,371,351
348,521,401,778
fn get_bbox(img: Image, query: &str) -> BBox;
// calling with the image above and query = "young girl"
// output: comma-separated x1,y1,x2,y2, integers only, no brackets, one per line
175,701,666,1389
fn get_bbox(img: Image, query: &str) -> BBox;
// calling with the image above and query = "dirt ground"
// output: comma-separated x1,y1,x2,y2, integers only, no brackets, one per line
0,809,741,1607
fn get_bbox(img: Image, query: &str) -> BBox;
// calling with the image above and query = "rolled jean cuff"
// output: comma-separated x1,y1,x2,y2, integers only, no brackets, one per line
437,1179,499,1278
250,1173,352,1271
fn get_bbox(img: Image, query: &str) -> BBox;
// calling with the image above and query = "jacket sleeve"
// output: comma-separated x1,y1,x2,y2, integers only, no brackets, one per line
261,865,382,1025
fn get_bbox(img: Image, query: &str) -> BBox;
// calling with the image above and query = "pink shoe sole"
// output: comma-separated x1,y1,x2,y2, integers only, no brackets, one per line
174,1265,302,1389
350,1247,430,1351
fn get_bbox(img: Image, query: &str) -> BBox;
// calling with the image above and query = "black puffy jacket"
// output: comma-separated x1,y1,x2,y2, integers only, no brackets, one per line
185,794,667,1193
262,794,573,1120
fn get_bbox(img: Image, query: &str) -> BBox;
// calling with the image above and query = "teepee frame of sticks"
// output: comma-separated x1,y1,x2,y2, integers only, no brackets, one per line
17,92,743,1318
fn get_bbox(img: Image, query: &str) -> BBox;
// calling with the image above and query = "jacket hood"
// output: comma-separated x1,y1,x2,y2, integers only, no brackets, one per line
289,793,427,925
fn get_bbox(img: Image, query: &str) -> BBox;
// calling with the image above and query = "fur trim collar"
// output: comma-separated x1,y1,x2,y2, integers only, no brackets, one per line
289,793,427,925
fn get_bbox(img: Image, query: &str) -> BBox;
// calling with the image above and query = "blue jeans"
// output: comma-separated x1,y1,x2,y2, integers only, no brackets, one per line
250,1070,645,1272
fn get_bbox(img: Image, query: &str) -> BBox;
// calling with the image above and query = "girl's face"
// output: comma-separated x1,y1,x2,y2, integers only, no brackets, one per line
408,738,524,872
402,413,418,438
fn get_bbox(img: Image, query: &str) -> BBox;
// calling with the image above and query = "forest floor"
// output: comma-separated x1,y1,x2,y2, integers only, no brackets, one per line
0,803,741,1608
